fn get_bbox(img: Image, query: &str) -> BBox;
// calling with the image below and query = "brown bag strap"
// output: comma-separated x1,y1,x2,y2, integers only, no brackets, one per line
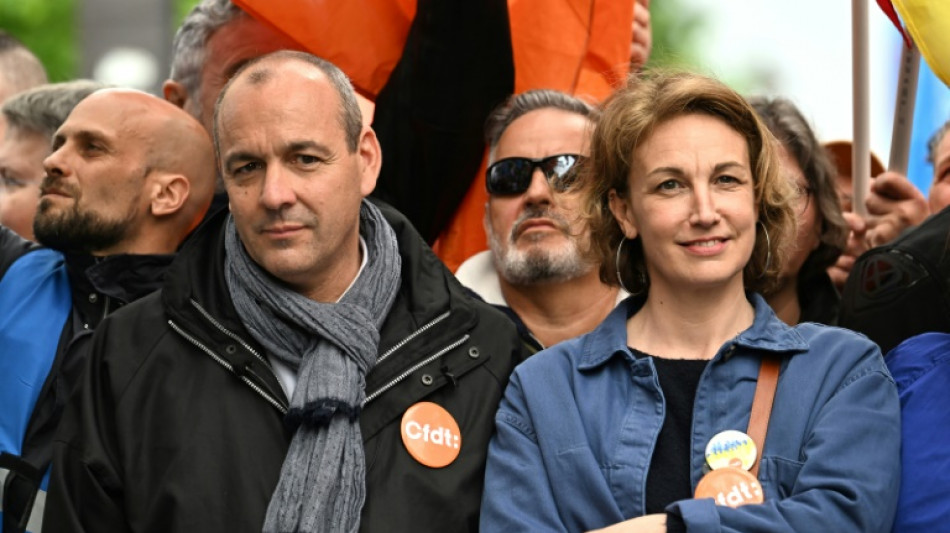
746,357,780,478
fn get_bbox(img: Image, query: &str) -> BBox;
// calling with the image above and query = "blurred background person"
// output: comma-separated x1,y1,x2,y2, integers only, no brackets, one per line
0,80,104,241
869,123,950,533
824,139,929,289
0,30,47,138
925,118,950,213
838,118,950,354
824,139,886,215
750,96,848,325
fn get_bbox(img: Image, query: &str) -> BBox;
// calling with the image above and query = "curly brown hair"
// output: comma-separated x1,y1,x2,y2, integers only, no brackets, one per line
580,71,796,295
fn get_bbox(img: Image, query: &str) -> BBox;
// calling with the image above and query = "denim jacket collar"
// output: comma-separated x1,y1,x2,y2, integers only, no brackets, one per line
578,292,808,370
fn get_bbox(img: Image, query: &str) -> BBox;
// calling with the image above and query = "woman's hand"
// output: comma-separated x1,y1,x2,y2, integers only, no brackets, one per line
588,513,667,533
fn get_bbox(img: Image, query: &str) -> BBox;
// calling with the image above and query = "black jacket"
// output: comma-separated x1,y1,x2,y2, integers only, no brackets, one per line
0,226,171,532
839,205,950,354
45,204,525,532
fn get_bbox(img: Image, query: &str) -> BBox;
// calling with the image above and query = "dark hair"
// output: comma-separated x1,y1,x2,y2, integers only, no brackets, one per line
748,96,848,286
484,89,599,162
581,70,795,295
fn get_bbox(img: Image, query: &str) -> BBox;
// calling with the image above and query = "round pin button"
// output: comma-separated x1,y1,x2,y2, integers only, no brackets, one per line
694,467,764,507
705,429,757,471
400,402,462,468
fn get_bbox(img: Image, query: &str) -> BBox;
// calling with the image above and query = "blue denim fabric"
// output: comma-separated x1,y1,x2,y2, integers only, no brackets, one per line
481,293,900,533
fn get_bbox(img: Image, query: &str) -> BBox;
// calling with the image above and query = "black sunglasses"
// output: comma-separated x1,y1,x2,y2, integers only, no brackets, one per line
486,154,585,195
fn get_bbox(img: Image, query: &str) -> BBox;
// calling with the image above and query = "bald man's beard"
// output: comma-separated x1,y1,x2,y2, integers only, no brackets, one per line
33,198,136,254
488,213,592,286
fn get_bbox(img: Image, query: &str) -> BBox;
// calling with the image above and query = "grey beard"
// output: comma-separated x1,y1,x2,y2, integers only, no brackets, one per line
489,228,590,286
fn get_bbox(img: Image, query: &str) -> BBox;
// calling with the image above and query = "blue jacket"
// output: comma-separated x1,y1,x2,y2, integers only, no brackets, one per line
885,332,950,533
481,293,901,533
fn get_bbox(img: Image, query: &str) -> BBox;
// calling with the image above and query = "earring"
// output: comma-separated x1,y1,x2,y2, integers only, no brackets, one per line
615,236,631,293
757,221,772,277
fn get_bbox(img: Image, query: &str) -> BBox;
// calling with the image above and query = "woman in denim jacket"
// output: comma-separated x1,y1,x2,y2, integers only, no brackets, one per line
480,71,900,533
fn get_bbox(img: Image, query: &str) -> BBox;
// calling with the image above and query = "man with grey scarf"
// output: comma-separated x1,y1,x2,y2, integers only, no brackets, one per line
45,51,525,533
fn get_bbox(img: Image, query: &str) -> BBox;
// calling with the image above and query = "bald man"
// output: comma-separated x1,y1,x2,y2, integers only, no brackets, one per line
0,89,215,533
0,80,106,241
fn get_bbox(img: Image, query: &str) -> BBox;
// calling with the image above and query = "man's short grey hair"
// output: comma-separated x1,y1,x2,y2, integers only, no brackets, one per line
168,0,244,106
0,31,48,99
928,118,950,164
2,80,105,138
484,89,599,161
213,50,363,156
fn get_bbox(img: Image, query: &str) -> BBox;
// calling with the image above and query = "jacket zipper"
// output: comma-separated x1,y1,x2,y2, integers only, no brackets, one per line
170,303,463,410
168,316,288,414
364,333,470,405
188,299,273,369
376,310,451,365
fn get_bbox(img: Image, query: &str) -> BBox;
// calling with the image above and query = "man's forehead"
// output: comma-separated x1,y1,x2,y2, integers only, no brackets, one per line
220,62,335,121
495,109,593,159
57,109,150,150
56,114,111,140
68,92,140,123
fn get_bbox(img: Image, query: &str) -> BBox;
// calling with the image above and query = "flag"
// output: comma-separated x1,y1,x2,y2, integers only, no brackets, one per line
876,0,911,47
879,0,950,88
876,0,950,193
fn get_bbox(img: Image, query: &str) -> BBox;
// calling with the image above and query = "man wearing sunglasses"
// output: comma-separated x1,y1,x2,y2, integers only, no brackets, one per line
456,90,627,352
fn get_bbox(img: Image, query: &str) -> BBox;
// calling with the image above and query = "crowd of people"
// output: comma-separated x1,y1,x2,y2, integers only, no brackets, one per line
1,1,948,532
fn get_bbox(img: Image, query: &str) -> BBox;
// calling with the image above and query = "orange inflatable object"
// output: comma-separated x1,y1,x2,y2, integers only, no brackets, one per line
235,0,634,271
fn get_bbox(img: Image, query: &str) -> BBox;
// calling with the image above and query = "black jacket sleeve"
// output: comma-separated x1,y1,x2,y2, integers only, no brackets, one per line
0,225,39,279
43,317,132,533
369,0,514,244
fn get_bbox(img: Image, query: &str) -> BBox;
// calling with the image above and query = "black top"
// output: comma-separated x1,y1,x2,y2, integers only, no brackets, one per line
798,270,840,326
633,349,708,533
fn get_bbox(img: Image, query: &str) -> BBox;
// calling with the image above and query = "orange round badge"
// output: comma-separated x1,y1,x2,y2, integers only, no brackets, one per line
694,467,764,508
400,402,462,468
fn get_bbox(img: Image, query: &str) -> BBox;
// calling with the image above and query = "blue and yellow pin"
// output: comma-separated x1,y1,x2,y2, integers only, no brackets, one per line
704,429,757,471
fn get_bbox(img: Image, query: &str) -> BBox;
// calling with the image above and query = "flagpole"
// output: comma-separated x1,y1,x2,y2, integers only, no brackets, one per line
852,0,870,217
888,45,920,174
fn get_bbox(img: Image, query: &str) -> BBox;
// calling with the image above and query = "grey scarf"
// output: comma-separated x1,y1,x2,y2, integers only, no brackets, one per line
225,201,401,533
